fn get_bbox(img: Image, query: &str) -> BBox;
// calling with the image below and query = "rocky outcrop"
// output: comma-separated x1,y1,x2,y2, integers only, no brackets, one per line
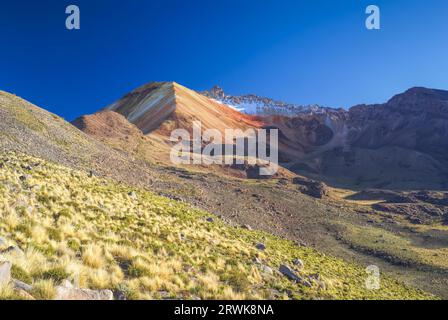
202,85,331,116
293,177,329,199
54,281,114,300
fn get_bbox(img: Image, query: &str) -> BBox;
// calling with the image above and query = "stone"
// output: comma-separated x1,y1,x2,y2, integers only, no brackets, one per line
242,224,253,230
255,243,266,251
128,191,138,200
0,245,25,257
293,177,329,199
279,264,300,282
259,265,273,275
0,261,12,286
292,258,304,269
54,286,114,300
279,265,313,288
206,217,214,223
13,279,33,292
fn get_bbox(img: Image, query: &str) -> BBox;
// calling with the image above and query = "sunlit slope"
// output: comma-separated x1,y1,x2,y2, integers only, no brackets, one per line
0,90,155,189
106,82,263,135
0,152,434,300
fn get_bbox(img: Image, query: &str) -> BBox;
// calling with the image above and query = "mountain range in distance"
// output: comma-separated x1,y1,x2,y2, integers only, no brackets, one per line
74,82,448,191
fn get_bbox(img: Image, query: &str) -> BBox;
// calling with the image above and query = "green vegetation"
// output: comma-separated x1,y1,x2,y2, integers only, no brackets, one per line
336,222,448,272
0,152,435,300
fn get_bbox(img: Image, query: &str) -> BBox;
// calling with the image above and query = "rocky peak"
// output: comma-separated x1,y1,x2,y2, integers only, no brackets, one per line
202,85,334,116
208,85,226,100
386,87,448,114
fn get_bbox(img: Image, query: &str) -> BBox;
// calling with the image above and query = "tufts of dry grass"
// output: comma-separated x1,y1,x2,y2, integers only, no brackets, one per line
0,152,436,300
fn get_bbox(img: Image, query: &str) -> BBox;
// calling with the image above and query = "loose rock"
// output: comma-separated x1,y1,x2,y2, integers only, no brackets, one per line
292,258,304,269
55,286,114,300
255,243,266,251
279,264,312,287
13,279,33,292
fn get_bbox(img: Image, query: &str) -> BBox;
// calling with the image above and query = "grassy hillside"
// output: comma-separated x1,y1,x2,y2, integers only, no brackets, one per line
0,152,433,300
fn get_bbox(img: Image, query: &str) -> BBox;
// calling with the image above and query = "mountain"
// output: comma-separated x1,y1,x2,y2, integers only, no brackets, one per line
106,82,262,135
74,82,448,190
76,82,293,179
274,87,448,190
202,85,334,116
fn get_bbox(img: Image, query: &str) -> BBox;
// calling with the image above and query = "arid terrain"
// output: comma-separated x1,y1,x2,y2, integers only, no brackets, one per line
1,83,448,300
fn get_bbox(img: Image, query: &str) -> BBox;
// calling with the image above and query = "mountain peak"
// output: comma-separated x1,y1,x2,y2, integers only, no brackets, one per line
105,81,261,135
388,87,448,105
205,85,226,100
202,85,332,116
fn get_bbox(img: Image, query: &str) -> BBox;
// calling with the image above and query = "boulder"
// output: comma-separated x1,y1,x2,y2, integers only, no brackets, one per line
279,264,312,287
255,243,266,251
0,261,12,286
13,279,33,292
279,264,300,282
55,286,114,300
293,177,329,199
206,217,214,223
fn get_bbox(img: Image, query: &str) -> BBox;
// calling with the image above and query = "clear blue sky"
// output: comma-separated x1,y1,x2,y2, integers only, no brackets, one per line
1,0,447,120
